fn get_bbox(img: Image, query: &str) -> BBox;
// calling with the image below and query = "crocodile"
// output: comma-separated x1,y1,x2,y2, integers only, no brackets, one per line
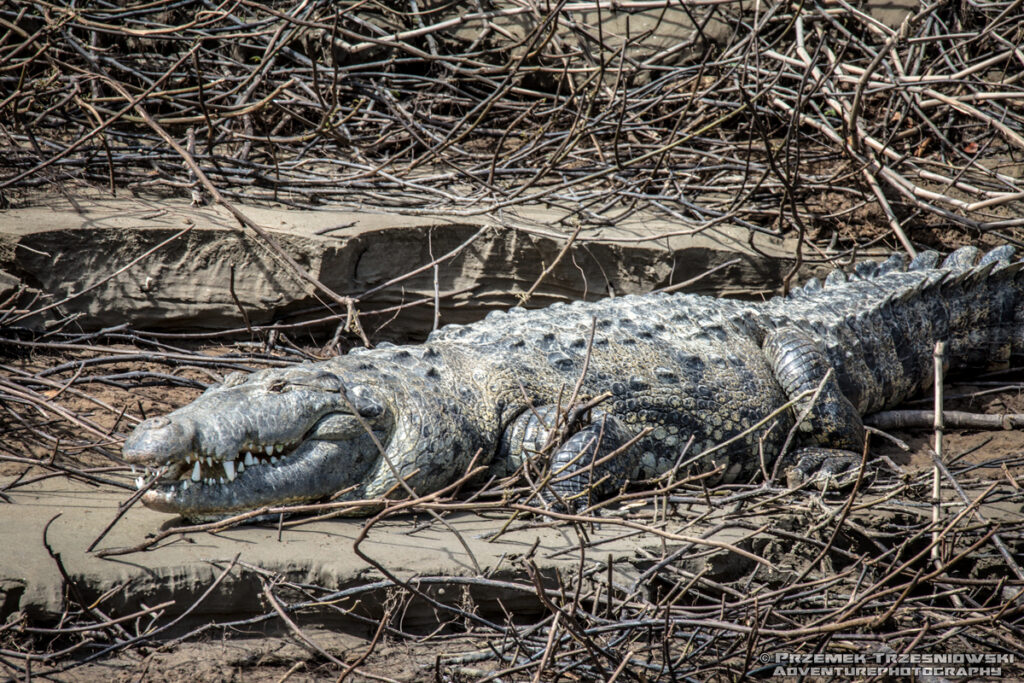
124,245,1024,520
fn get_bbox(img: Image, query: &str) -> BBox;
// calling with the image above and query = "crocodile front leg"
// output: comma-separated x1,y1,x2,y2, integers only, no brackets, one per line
496,406,636,508
762,328,865,488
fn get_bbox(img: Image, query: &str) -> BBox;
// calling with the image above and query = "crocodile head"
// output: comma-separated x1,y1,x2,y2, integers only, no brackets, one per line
123,362,402,520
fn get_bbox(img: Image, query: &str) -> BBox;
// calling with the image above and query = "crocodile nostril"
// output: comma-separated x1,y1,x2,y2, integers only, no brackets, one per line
146,416,172,429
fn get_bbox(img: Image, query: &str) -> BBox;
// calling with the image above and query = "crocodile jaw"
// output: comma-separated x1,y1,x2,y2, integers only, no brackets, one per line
137,438,368,518
126,417,388,518
122,365,390,519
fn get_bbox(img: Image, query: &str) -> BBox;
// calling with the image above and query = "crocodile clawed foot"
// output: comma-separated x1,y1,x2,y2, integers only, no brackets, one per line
784,447,864,491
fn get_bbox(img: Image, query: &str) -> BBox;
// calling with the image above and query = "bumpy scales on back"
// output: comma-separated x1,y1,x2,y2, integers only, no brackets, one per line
124,246,1024,519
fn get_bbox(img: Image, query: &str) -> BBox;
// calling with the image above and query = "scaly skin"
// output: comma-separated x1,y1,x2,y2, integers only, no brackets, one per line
124,246,1024,519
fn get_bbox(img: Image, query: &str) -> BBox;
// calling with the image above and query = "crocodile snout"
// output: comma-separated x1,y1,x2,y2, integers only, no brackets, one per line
123,415,194,464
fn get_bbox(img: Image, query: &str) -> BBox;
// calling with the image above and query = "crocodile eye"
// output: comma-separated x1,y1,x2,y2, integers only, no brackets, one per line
268,381,287,393
309,372,344,391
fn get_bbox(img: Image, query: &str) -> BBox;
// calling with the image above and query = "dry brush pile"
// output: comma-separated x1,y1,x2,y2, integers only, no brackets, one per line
1,0,1023,246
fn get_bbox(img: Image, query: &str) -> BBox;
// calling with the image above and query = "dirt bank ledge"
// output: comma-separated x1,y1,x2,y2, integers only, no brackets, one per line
0,197,832,340
0,477,758,632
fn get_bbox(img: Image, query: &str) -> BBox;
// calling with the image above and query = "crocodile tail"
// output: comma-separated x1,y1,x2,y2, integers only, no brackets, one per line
800,245,1024,415
891,244,1024,392
802,244,1018,292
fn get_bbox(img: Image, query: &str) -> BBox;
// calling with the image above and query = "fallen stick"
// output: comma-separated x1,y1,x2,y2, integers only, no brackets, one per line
866,409,1024,431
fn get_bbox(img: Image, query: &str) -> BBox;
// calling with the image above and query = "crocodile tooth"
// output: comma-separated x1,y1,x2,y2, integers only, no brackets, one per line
237,462,244,474
275,443,283,453
181,480,189,491
265,445,273,456
224,460,236,481
244,452,254,467
219,477,225,485
135,476,144,490
131,464,137,474
206,456,213,467
186,454,192,464
191,461,201,482
270,456,278,465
